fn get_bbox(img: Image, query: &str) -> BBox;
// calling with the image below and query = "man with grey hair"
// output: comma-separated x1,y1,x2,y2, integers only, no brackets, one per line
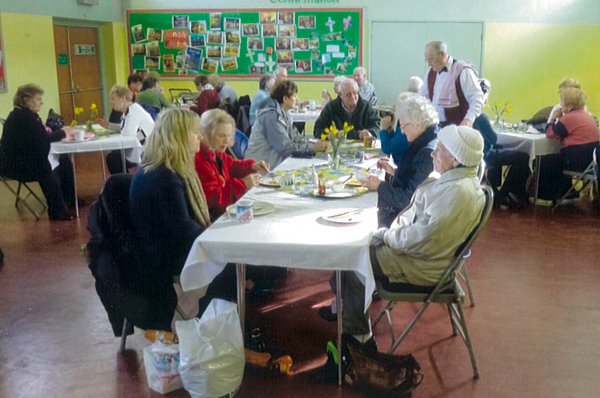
353,66,377,105
406,76,423,93
314,78,380,139
273,66,288,85
249,73,275,125
419,41,483,128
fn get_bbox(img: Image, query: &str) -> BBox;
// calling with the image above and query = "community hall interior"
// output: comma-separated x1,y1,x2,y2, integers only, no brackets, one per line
1,0,599,397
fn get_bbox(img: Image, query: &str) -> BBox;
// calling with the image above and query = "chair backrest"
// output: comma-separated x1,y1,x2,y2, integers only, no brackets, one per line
231,129,249,159
476,159,486,183
138,103,160,121
168,88,193,102
236,104,251,137
432,185,494,295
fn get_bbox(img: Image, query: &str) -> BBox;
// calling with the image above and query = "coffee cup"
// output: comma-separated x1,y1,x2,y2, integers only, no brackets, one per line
236,200,253,223
74,130,85,142
308,100,316,111
363,136,374,149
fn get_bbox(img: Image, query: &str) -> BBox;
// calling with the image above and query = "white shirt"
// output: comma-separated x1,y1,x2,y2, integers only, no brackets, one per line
419,56,484,123
122,103,155,141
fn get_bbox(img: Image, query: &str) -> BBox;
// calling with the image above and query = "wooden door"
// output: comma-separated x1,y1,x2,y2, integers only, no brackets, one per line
54,25,103,125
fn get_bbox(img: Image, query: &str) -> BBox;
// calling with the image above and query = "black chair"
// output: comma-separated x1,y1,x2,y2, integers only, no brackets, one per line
371,185,494,379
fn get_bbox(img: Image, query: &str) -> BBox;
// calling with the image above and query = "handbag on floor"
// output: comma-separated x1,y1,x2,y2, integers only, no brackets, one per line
344,335,423,397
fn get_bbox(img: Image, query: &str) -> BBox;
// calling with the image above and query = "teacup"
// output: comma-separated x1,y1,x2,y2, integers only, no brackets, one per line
331,182,345,193
280,173,295,190
236,200,253,223
74,130,85,142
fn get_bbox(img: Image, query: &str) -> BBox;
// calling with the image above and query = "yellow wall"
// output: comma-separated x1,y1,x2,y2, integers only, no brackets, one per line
0,13,60,118
100,22,129,91
483,23,600,123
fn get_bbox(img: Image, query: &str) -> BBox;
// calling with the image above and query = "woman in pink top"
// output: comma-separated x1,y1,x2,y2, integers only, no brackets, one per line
546,88,599,171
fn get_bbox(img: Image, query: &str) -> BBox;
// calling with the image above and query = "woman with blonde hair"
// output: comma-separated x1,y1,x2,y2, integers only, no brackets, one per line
195,108,269,218
129,107,210,327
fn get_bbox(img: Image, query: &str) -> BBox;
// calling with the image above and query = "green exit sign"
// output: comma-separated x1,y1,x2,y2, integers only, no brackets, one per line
58,54,68,65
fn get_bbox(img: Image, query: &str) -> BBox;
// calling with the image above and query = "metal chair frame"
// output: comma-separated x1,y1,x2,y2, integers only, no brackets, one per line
0,176,47,221
553,147,598,210
371,185,494,379
168,88,193,103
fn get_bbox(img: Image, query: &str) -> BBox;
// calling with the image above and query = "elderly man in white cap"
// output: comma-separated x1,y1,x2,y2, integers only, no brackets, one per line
312,125,486,382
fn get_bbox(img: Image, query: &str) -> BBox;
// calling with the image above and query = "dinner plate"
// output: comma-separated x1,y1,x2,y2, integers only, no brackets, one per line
322,209,363,224
61,136,94,143
259,177,281,188
226,201,276,217
311,188,358,199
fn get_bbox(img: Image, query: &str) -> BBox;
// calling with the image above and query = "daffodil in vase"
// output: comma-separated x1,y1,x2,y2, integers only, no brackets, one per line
73,103,99,133
321,122,353,170
485,100,513,129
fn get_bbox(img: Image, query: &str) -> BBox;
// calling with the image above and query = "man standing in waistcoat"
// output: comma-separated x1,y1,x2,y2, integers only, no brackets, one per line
419,41,484,128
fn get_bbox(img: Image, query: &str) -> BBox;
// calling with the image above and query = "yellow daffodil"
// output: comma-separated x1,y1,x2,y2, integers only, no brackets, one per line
321,134,326,140
317,171,327,180
74,107,84,115
484,105,489,110
70,120,77,127
90,103,97,110
506,109,512,114
496,103,502,108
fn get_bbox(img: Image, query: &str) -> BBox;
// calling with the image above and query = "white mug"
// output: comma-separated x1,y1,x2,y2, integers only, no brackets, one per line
74,130,85,141
236,200,253,223
308,100,317,110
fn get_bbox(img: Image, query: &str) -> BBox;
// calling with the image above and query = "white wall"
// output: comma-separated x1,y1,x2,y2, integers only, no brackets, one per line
124,0,600,24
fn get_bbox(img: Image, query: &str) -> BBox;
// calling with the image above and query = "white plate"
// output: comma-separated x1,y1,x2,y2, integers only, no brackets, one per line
311,188,358,199
227,201,276,217
259,177,281,188
322,209,363,224
60,137,93,143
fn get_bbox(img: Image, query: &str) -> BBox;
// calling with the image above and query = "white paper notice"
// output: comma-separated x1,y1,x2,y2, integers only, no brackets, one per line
322,53,331,64
332,52,345,58
326,45,340,53
257,53,266,62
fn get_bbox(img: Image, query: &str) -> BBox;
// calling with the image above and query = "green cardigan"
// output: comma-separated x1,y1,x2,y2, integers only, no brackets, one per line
135,89,172,110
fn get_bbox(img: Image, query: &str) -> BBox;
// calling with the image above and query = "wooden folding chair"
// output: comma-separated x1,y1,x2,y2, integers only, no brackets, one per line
372,185,494,379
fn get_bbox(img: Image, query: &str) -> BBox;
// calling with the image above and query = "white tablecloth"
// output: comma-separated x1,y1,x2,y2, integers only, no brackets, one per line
496,132,560,166
49,135,143,169
181,180,379,309
289,109,321,122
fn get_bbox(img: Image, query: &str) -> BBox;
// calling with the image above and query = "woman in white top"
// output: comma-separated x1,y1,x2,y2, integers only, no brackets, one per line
98,84,155,174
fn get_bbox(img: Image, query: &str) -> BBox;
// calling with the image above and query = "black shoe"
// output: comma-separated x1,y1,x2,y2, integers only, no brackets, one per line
309,347,341,384
318,306,338,322
372,289,382,302
49,214,74,221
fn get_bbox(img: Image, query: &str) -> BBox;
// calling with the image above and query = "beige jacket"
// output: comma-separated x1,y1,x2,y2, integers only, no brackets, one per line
373,166,485,286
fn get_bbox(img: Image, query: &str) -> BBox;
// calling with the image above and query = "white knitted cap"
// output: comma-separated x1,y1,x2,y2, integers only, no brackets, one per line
437,125,483,167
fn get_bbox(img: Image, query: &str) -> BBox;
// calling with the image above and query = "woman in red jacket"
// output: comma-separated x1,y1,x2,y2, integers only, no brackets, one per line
195,108,269,218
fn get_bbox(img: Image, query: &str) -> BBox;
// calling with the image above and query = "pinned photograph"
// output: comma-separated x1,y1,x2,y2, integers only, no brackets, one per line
336,63,347,73
333,31,344,41
291,38,309,51
342,39,353,47
147,28,163,42
298,16,316,29
224,18,240,31
277,51,294,64
322,33,334,41
262,24,277,38
242,23,260,37
178,69,188,75
207,46,223,58
249,63,266,75
209,13,222,30
266,45,274,56
343,56,353,66
221,56,238,71
185,47,203,72
259,12,276,24
278,11,294,25
190,34,205,47
207,31,223,45
202,57,219,73
134,69,148,78
163,54,175,72
146,41,161,57
165,29,189,49
247,37,264,51
131,24,146,43
191,21,207,34
295,60,312,73
309,39,320,49
275,38,291,51
173,15,189,29
224,44,240,57
132,43,147,56
257,53,266,62
278,63,294,72
145,56,160,69
348,45,357,58
315,60,324,72
324,66,334,75
176,50,186,68
279,24,296,38
310,49,320,61
225,31,241,44
310,32,320,39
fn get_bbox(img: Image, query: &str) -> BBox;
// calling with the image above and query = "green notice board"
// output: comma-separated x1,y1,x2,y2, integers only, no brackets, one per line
126,8,363,78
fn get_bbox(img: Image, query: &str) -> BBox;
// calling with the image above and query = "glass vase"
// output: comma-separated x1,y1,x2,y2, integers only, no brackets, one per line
85,120,95,133
329,149,341,170
493,114,501,129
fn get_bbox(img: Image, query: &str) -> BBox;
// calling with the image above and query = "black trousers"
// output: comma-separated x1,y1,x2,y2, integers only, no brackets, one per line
37,155,74,218
106,150,138,175
486,150,530,200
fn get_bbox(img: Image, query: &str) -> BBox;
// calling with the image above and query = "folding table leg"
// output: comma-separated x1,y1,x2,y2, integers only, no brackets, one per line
533,155,542,205
236,263,246,333
71,153,79,218
101,151,107,181
121,148,127,173
335,270,343,386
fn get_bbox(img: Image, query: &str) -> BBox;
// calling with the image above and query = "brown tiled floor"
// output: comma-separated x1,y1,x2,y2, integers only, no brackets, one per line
1,164,600,398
